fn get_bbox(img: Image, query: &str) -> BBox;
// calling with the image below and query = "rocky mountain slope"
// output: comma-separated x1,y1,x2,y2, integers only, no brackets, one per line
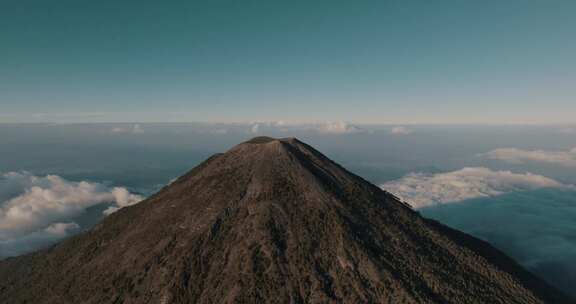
0,137,571,303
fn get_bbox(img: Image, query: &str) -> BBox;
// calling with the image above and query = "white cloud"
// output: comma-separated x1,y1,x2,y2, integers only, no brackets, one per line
381,167,566,208
0,172,143,257
245,121,287,134
250,123,260,134
102,188,143,215
111,124,145,134
316,121,366,134
390,126,413,135
43,222,80,236
483,147,576,167
242,121,368,135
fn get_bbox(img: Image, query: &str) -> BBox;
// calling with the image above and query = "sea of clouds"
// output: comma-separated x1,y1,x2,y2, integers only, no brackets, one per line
381,167,568,208
483,147,576,167
0,172,142,258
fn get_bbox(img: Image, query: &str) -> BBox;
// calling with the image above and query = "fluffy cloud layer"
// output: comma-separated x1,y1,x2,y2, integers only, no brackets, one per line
111,124,145,134
381,167,566,208
315,121,366,134
0,172,143,258
390,126,413,135
483,147,576,167
102,188,143,215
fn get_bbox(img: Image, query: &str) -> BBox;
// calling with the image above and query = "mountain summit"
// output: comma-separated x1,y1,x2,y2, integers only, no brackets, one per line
0,137,570,303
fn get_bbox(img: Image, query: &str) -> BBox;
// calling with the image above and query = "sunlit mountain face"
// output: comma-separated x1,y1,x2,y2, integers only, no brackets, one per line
1,123,575,296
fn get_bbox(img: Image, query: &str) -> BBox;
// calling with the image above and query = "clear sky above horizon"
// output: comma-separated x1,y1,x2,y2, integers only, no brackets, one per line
1,0,575,124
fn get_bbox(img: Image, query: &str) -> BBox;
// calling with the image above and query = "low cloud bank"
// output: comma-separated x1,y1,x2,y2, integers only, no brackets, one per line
0,172,143,258
381,167,566,208
390,126,413,135
483,147,576,167
315,121,366,134
111,124,145,134
248,121,367,135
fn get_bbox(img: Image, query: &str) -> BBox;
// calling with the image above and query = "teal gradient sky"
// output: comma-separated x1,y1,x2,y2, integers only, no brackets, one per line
1,0,575,124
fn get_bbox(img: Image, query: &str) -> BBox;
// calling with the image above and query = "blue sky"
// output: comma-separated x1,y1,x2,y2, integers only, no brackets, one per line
1,0,575,123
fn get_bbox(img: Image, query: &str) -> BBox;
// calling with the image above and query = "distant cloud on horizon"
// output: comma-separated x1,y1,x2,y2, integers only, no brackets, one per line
482,147,576,167
245,121,368,135
250,123,260,134
111,124,145,134
381,167,568,208
315,121,366,134
390,126,413,135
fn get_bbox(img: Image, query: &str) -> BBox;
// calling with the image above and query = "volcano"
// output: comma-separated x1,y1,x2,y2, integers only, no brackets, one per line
0,137,570,303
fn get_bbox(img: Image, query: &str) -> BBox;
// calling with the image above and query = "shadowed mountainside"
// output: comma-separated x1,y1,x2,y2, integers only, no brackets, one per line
0,137,571,303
